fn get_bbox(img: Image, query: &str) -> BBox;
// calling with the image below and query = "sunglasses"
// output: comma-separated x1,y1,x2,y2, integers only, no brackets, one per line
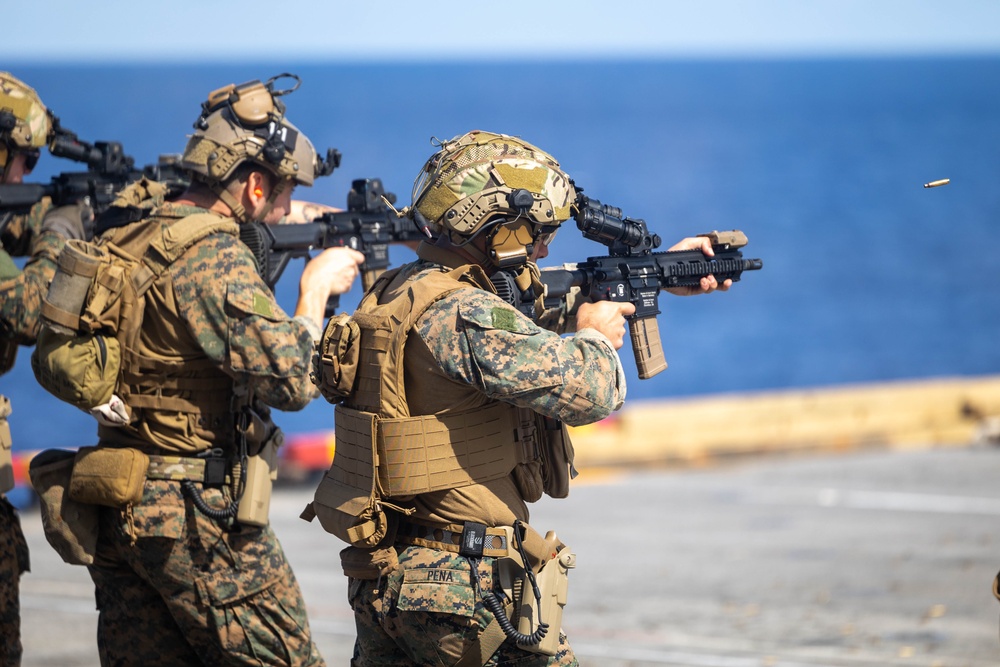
534,225,560,246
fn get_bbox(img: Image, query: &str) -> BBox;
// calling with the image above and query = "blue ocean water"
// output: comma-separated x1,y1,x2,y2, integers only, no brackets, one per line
4,58,1000,450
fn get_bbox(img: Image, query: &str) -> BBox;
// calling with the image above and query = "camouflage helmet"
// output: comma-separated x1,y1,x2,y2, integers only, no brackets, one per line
411,130,576,243
0,72,53,170
180,74,327,188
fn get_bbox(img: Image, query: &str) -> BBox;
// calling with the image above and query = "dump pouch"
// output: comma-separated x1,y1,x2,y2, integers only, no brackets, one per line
0,396,12,494
29,449,99,566
68,446,149,507
31,329,121,412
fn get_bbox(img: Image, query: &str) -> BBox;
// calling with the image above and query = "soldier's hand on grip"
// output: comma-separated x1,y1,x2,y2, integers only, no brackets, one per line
664,236,733,296
39,203,89,242
302,247,366,297
576,300,636,350
295,247,366,325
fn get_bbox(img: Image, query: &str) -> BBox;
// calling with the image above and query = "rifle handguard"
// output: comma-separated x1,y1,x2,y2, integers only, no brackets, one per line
629,317,667,379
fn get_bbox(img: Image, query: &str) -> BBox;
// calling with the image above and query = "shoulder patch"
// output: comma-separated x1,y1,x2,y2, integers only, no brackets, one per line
491,307,518,332
252,290,273,317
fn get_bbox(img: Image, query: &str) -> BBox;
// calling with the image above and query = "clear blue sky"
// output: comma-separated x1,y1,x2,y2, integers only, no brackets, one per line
5,0,1000,62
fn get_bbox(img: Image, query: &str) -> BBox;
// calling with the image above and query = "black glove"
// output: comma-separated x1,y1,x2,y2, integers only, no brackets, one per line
39,202,91,242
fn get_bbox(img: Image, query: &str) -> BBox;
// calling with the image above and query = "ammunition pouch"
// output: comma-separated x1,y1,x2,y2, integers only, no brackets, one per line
314,312,361,404
540,416,575,499
68,446,149,508
0,397,12,494
29,449,99,566
511,409,576,503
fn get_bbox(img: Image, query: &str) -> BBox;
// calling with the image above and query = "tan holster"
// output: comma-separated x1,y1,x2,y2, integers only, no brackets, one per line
0,397,13,494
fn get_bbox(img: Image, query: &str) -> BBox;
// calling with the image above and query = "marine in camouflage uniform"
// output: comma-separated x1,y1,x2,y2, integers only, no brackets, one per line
344,250,624,667
311,131,731,666
54,76,359,667
307,131,632,667
0,71,88,666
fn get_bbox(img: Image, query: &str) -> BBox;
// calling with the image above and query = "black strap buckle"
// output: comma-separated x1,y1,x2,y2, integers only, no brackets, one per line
459,521,488,558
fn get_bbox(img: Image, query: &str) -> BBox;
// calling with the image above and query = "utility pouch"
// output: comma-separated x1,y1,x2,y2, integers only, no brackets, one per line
339,545,399,580
29,449,99,566
31,329,121,412
314,313,361,404
511,408,544,503
0,397,13,494
68,446,149,507
236,428,282,527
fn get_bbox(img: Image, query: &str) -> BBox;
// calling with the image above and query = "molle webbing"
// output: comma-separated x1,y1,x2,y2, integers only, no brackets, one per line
122,358,233,413
109,213,240,414
335,401,520,497
348,263,495,415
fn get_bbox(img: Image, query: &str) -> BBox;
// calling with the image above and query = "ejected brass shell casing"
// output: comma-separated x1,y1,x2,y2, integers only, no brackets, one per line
923,179,950,188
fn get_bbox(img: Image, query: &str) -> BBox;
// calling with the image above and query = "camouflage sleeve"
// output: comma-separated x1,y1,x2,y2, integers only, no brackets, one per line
0,201,64,343
172,233,319,412
414,289,626,427
0,199,52,257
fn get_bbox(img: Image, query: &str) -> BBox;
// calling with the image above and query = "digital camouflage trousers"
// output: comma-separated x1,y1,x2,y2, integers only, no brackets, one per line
349,545,578,667
0,496,29,667
87,478,324,667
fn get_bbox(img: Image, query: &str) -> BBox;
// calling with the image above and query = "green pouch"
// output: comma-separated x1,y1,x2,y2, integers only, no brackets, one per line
31,328,120,411
29,449,99,566
68,446,149,507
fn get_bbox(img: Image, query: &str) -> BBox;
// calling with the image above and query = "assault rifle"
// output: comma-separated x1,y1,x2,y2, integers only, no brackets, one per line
0,120,189,225
240,177,428,311
496,194,764,379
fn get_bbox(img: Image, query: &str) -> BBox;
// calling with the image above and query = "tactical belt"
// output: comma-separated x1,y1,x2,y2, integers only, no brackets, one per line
395,519,512,559
146,454,229,484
